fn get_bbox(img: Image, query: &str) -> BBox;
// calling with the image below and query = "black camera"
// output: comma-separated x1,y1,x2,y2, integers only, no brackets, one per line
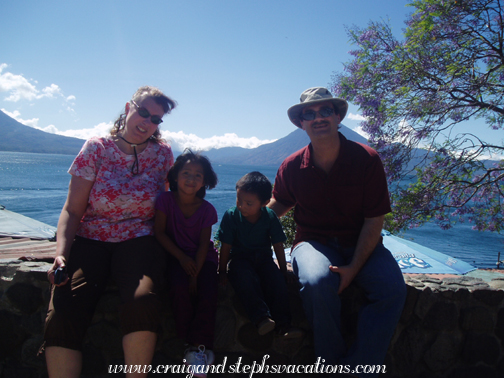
54,267,68,284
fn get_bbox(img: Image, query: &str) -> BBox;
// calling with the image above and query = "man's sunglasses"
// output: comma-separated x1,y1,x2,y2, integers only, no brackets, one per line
131,100,163,125
300,106,335,121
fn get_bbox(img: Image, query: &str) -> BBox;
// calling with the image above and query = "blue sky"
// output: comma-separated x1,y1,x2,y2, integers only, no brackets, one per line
1,0,425,151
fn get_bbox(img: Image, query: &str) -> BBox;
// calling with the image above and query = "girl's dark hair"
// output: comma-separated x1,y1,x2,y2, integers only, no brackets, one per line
167,149,218,199
235,171,272,203
111,86,177,143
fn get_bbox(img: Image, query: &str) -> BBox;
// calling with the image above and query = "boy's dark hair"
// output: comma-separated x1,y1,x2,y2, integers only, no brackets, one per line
235,171,272,204
168,149,218,199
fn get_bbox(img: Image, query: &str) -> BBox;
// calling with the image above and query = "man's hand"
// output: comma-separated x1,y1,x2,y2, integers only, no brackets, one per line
330,215,385,293
329,265,358,294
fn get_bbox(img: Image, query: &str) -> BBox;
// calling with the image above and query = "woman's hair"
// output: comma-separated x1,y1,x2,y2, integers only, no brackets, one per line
111,86,177,143
235,171,272,203
167,149,218,199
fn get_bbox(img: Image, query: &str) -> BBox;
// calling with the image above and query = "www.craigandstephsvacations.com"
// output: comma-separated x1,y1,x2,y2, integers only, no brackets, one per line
108,355,387,376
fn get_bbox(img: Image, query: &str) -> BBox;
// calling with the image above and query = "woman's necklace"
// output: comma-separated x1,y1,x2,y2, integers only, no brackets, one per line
118,135,149,175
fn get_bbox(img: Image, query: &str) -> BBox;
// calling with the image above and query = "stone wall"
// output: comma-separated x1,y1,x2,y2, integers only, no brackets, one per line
1,259,503,378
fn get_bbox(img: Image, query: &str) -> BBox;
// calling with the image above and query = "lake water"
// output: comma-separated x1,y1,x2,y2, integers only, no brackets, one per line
0,151,502,269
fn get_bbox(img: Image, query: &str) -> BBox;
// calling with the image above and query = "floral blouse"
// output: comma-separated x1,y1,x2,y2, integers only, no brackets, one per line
69,136,174,242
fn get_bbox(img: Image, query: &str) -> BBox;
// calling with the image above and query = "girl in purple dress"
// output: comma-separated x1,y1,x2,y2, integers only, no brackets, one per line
154,150,218,378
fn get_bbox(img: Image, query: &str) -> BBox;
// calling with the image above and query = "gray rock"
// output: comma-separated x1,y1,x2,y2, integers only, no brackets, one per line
424,332,462,371
462,332,501,365
460,306,495,332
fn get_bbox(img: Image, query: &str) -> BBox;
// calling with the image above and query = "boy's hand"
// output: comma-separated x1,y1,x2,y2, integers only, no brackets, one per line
283,270,297,285
219,272,228,287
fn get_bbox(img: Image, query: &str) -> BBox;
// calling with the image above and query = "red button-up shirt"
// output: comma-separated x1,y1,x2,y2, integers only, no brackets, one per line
272,133,391,248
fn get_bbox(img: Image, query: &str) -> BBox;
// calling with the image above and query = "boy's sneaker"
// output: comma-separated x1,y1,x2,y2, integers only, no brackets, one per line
256,317,276,335
184,345,214,378
275,325,304,339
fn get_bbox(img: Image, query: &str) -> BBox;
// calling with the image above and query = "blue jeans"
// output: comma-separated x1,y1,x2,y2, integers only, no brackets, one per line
291,240,406,376
228,248,291,326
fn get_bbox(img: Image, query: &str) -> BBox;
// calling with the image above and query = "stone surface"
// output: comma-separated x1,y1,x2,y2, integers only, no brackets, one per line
237,322,274,352
473,288,504,306
1,260,504,378
423,301,459,331
423,332,462,371
214,304,237,350
462,332,501,365
496,308,504,344
460,305,495,332
5,283,43,314
448,365,500,378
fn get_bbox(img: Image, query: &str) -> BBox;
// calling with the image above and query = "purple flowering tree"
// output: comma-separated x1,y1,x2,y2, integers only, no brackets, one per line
332,0,504,233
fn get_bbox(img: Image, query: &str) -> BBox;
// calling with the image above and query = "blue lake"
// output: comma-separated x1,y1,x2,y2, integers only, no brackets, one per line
0,151,502,269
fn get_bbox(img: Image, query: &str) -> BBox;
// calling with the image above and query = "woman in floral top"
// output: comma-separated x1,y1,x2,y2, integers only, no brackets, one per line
43,86,176,378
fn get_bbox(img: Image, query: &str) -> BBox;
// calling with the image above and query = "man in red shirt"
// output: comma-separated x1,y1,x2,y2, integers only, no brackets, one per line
269,87,406,376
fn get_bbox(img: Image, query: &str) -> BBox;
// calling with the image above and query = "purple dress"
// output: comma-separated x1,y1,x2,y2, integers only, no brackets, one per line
155,191,218,264
155,191,218,348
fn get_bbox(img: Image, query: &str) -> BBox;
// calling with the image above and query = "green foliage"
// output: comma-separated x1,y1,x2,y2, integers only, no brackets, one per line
332,0,504,234
279,207,296,248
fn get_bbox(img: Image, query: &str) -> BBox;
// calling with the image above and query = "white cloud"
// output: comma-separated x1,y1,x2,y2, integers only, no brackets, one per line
162,130,276,151
52,126,275,150
0,64,39,102
40,124,59,134
41,83,62,98
2,103,276,149
58,122,112,140
0,63,75,104
347,112,366,121
352,125,370,139
1,108,40,128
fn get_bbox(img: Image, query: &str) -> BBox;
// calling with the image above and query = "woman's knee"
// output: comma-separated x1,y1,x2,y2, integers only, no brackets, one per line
119,294,162,335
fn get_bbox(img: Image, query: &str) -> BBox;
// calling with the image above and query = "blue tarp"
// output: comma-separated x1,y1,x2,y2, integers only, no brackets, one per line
382,230,476,274
282,230,476,275
0,205,56,240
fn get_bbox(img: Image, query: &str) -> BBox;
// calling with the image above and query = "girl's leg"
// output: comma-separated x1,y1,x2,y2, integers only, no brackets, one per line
186,261,218,348
168,260,193,341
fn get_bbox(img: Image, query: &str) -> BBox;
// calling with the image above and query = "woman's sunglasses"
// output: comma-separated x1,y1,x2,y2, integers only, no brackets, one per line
131,100,163,125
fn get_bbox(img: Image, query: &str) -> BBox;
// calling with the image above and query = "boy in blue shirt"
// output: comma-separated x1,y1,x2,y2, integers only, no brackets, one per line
217,171,302,338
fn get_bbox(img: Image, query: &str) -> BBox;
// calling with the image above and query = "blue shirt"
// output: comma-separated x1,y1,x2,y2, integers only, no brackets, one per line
216,206,287,258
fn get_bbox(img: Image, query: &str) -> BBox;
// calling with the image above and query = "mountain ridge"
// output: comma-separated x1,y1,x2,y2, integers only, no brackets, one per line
0,110,368,165
202,126,367,165
0,110,85,156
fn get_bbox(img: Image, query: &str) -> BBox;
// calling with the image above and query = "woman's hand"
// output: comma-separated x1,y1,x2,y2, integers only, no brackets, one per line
47,256,69,286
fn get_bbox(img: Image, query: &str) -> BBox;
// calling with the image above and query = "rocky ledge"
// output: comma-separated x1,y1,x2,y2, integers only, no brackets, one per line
1,259,503,378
